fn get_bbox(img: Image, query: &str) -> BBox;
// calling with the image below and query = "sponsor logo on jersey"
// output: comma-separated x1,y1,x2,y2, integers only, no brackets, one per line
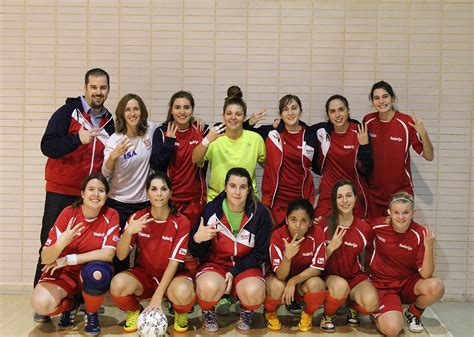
344,241,358,248
369,133,377,138
138,232,150,238
123,150,137,160
399,243,412,251
162,236,172,242
343,145,355,149
179,248,187,255
93,232,105,237
317,257,324,264
390,136,402,142
302,252,313,257
190,140,199,145
377,235,386,242
240,233,250,240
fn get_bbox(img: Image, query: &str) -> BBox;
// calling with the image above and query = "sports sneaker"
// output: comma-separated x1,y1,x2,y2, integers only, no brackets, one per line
319,314,336,333
33,313,51,323
58,301,80,330
286,300,303,315
123,309,140,332
298,310,313,332
215,297,232,316
236,309,252,331
265,311,281,331
405,310,424,333
202,310,218,332
84,311,100,335
174,312,189,333
346,307,360,326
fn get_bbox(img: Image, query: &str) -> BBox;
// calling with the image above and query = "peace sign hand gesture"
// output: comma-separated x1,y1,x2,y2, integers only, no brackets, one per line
125,213,152,235
282,234,305,261
409,112,428,137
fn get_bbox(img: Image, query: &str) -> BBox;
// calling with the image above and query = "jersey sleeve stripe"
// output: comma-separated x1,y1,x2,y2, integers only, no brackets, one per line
171,233,188,259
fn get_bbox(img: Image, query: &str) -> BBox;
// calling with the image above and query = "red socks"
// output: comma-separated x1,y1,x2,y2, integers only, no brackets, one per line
264,297,281,313
196,296,218,311
241,302,261,311
304,291,327,315
110,294,141,312
47,297,74,316
408,303,425,317
82,292,105,313
173,295,196,314
324,293,347,316
349,300,372,315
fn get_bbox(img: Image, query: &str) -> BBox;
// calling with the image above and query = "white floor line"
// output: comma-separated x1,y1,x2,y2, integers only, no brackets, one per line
425,307,453,337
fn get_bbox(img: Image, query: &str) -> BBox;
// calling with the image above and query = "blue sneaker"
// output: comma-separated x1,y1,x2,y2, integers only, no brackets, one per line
236,309,253,331
84,311,100,335
57,301,80,330
33,313,51,323
202,310,218,332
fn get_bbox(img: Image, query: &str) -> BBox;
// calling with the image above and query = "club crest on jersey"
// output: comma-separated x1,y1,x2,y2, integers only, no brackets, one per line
399,243,412,251
112,236,119,242
273,258,281,265
179,248,187,255
390,136,402,142
317,257,324,264
123,150,137,160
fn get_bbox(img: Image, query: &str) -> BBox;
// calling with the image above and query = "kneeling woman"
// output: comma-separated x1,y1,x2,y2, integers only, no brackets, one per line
369,192,444,336
189,167,273,332
110,172,194,333
320,180,378,333
265,198,327,332
31,173,120,335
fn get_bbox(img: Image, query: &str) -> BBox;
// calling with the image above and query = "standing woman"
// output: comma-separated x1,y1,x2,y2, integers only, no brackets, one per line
313,95,372,219
102,93,157,271
192,86,266,202
319,180,378,333
150,90,208,230
369,192,444,336
110,172,195,333
31,173,120,335
247,94,318,227
363,81,434,217
189,168,273,332
264,198,326,332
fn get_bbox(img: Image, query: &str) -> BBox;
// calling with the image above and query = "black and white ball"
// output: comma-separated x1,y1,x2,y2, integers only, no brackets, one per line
137,308,168,337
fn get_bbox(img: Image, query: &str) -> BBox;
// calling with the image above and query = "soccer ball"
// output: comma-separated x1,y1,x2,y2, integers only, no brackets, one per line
137,308,168,337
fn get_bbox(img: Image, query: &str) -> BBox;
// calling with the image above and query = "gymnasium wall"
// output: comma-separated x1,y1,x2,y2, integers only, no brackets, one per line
0,0,472,300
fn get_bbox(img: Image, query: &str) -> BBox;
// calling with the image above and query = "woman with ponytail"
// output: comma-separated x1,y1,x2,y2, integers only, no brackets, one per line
192,86,266,201
109,171,195,334
318,180,378,333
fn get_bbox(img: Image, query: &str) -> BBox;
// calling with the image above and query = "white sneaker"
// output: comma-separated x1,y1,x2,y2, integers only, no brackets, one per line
404,310,424,333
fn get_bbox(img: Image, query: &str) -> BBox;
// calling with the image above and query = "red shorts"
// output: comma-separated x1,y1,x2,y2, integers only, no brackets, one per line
38,267,82,296
196,263,265,296
127,266,192,300
175,200,203,227
321,272,369,291
372,274,421,316
367,202,389,219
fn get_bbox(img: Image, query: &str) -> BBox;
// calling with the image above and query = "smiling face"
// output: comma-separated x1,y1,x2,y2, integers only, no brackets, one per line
124,98,141,130
84,75,109,111
389,201,415,232
371,88,395,114
171,97,193,129
81,178,107,211
327,98,350,132
223,104,245,131
224,175,249,211
280,99,301,129
147,178,172,209
286,208,311,239
336,184,356,216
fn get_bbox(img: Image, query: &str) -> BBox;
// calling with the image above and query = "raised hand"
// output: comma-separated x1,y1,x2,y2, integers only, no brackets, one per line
282,234,305,261
125,213,152,235
193,218,221,243
56,217,84,248
409,112,428,136
248,109,268,126
357,123,369,145
78,122,100,145
110,136,133,160
205,123,226,143
166,121,178,138
423,225,436,249
327,226,347,253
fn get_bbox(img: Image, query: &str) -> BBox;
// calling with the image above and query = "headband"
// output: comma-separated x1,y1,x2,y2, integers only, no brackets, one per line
389,197,414,207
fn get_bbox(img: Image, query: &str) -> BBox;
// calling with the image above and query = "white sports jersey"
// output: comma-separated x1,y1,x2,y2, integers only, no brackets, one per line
102,121,158,203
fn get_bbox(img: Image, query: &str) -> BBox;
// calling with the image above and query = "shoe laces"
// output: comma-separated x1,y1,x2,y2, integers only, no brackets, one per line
175,312,188,327
203,310,216,323
412,315,421,325
324,315,335,324
240,310,252,322
125,310,140,327
348,308,359,318
86,312,99,326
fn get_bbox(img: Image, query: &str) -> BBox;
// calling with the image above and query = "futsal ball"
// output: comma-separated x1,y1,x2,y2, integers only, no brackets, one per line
137,308,168,337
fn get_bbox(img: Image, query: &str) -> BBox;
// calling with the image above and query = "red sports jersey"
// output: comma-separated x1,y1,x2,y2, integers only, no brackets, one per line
44,205,120,272
315,123,369,218
269,225,325,279
363,111,423,205
322,217,373,279
126,208,190,278
169,127,206,202
275,129,307,206
369,219,425,288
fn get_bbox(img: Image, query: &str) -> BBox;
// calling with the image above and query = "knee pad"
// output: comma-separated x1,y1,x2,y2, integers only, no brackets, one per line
81,261,113,296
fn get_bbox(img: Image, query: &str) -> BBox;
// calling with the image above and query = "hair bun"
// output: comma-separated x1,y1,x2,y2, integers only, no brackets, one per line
226,85,243,100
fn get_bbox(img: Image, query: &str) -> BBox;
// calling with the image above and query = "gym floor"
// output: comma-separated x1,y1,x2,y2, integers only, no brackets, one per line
2,294,470,336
